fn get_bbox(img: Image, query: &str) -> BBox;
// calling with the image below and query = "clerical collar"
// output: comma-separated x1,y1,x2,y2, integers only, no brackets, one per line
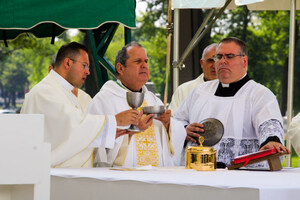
123,84,143,92
50,69,74,94
116,80,143,93
214,74,250,97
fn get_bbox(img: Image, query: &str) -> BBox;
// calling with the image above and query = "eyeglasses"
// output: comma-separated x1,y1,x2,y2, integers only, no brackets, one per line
70,59,90,70
213,54,245,61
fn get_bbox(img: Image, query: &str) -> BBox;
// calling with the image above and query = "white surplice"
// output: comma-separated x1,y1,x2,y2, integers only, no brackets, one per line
87,80,186,167
174,79,284,166
169,73,205,114
21,70,116,168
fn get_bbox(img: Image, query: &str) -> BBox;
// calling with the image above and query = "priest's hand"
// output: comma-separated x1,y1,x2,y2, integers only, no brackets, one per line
260,141,291,154
186,123,204,143
156,109,171,132
116,129,128,138
137,113,154,131
116,129,136,138
115,109,142,126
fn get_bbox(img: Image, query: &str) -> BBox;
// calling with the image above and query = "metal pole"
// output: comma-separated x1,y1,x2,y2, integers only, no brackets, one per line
163,0,173,106
173,8,180,90
174,9,215,70
175,0,232,70
286,0,296,167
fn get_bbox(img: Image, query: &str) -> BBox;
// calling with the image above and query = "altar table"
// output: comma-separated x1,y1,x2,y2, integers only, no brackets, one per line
50,167,300,200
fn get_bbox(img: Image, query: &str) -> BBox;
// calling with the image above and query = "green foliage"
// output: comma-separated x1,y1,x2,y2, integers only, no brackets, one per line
140,29,168,98
1,53,29,94
133,0,169,100
135,0,168,40
105,26,126,70
283,145,299,167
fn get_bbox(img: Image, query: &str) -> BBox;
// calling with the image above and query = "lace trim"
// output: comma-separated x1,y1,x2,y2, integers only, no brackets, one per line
258,119,283,145
217,138,264,167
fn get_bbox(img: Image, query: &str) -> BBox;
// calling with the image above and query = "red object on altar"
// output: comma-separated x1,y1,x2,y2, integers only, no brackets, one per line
233,148,278,167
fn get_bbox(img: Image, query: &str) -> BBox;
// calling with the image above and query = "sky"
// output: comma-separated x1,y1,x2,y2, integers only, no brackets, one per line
136,0,147,17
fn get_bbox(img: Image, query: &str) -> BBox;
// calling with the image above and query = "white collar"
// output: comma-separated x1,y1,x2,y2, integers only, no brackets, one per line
50,70,74,93
221,83,230,88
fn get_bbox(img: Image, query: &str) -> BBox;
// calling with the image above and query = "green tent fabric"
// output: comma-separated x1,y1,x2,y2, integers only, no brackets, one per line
0,0,136,40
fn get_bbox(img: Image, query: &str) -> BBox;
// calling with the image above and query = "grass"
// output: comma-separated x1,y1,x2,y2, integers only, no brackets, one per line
283,155,299,167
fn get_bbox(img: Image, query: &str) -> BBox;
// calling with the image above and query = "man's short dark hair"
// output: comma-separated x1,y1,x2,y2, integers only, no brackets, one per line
115,41,142,76
55,42,88,67
219,37,248,56
51,53,57,68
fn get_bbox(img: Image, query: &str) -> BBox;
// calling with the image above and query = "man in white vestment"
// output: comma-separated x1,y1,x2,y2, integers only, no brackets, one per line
174,37,290,167
287,114,300,165
49,53,91,111
169,43,217,113
21,42,141,168
87,42,186,167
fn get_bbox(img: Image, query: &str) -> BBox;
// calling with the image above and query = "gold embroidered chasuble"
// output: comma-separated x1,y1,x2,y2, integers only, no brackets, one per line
88,80,187,167
135,101,159,166
114,100,159,167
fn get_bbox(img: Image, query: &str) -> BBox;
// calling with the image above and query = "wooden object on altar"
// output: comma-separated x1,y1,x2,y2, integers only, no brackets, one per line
228,148,287,171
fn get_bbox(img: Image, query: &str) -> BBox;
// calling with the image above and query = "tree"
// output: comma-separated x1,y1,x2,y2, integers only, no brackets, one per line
2,56,29,108
0,31,84,108
140,29,167,98
133,0,172,99
135,0,168,41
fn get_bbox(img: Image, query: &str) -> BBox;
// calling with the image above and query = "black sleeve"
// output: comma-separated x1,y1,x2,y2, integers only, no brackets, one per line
259,136,281,148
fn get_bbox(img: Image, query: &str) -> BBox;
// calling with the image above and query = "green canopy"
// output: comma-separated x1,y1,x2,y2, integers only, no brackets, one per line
0,0,136,96
0,0,136,40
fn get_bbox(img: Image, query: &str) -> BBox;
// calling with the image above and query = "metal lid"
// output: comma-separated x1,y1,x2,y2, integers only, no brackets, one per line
187,146,216,153
197,118,224,146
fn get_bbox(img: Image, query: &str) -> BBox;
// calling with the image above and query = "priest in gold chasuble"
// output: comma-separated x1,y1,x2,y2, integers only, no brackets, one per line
88,42,186,167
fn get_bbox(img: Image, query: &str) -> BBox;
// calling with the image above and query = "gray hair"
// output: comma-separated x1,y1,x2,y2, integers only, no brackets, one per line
115,41,143,76
202,43,218,59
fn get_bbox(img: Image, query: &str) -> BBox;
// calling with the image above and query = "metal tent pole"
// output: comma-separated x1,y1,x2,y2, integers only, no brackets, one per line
173,8,180,91
174,0,232,71
163,0,174,106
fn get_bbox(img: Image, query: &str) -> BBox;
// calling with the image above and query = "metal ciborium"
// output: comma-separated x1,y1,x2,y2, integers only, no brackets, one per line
185,136,217,171
126,91,144,132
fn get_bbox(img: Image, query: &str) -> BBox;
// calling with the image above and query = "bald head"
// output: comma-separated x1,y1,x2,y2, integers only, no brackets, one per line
200,43,218,81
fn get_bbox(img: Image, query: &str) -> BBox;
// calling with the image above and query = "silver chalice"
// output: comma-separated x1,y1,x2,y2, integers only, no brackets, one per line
126,91,144,132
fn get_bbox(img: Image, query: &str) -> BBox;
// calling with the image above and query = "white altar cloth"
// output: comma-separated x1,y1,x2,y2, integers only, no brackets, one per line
51,167,300,200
